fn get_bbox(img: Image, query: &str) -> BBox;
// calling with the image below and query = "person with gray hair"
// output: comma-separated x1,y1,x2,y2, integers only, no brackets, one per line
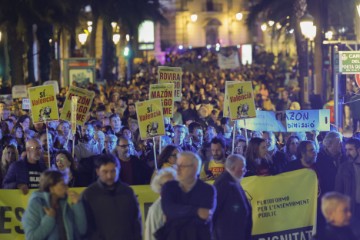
145,168,177,240
103,134,118,154
316,131,347,232
213,154,252,240
158,151,216,240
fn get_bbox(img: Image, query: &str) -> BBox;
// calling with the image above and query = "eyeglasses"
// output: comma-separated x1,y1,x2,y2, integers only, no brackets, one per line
28,146,42,151
118,144,130,148
176,164,194,169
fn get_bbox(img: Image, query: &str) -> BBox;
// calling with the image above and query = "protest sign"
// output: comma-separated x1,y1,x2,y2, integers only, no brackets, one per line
243,169,317,239
149,83,174,118
60,86,95,126
223,81,237,118
28,85,58,123
21,99,30,110
136,98,165,140
157,66,182,101
238,110,286,132
217,52,240,69
227,81,256,120
43,80,59,94
276,109,330,132
12,85,28,99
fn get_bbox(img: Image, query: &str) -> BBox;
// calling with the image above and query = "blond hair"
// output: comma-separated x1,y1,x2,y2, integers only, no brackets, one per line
321,192,350,220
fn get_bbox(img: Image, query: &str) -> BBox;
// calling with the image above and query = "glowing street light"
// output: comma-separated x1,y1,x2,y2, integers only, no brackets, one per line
78,33,88,45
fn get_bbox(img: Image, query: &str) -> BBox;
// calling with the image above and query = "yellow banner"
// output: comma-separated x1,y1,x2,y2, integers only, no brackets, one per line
243,169,318,239
227,81,256,120
0,186,158,240
28,85,59,123
59,86,95,126
157,66,182,101
0,169,317,239
149,83,174,118
136,99,166,140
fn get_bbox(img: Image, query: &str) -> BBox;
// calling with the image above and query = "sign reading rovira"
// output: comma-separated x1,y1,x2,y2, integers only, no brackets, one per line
136,98,166,140
60,86,95,126
149,83,174,118
339,51,360,74
157,66,182,101
28,85,59,123
227,81,256,120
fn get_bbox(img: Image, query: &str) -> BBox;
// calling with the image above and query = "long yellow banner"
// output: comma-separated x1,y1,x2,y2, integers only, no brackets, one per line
0,169,317,239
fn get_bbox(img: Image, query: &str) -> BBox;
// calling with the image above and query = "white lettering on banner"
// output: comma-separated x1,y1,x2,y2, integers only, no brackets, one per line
258,230,312,240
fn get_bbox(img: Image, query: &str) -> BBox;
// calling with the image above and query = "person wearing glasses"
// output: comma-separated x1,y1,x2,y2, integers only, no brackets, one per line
3,138,46,194
116,136,152,185
158,152,216,240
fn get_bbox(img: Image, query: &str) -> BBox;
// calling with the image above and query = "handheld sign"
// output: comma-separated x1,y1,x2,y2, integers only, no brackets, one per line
223,81,237,117
22,98,31,110
157,66,182,101
60,86,95,126
28,85,59,123
71,96,79,134
227,81,256,120
12,85,28,99
136,99,166,140
149,83,174,118
43,80,60,94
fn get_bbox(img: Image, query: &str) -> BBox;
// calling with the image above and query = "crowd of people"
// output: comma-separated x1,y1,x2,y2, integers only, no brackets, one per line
0,51,359,239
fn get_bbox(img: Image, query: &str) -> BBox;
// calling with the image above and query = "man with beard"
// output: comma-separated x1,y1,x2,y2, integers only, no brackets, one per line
116,136,152,185
39,131,57,167
200,137,226,180
81,154,142,240
335,137,360,220
74,123,102,161
284,140,318,172
262,131,287,174
3,138,46,194
189,122,204,151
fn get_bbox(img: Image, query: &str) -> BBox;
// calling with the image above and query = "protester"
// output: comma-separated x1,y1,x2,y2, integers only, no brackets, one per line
3,138,46,194
159,151,216,240
200,136,226,180
213,154,252,240
81,154,142,240
0,144,19,187
22,170,86,240
245,137,275,176
157,144,182,169
74,123,102,161
53,150,78,187
312,192,356,240
145,167,177,240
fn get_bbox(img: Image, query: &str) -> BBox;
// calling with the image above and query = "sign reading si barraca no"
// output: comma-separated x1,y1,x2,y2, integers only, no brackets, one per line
60,86,95,126
157,66,182,101
136,99,165,140
28,85,59,123
149,83,174,118
227,81,256,120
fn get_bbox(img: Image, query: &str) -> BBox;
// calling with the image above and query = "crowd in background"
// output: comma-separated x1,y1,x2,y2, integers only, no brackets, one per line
0,50,360,239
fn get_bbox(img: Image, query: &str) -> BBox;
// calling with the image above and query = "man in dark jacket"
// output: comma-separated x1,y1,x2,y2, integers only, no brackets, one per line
3,138,46,194
335,137,360,220
213,154,252,240
81,154,142,240
160,151,216,240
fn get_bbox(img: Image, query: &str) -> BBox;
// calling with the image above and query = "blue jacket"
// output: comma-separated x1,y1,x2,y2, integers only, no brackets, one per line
2,158,46,189
22,191,87,240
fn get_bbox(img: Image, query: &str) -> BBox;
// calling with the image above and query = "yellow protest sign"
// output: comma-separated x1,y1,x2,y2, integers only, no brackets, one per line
242,169,317,239
227,81,256,120
157,66,182,101
136,99,166,140
149,83,174,118
28,85,58,123
60,86,95,126
223,81,237,118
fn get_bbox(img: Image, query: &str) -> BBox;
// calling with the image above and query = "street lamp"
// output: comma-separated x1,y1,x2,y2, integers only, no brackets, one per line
300,12,316,103
78,33,88,45
112,33,121,45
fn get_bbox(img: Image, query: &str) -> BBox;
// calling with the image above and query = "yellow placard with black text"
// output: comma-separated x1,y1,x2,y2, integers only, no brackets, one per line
157,66,182,101
60,86,95,126
227,81,256,120
149,83,174,118
28,85,59,123
136,99,166,140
